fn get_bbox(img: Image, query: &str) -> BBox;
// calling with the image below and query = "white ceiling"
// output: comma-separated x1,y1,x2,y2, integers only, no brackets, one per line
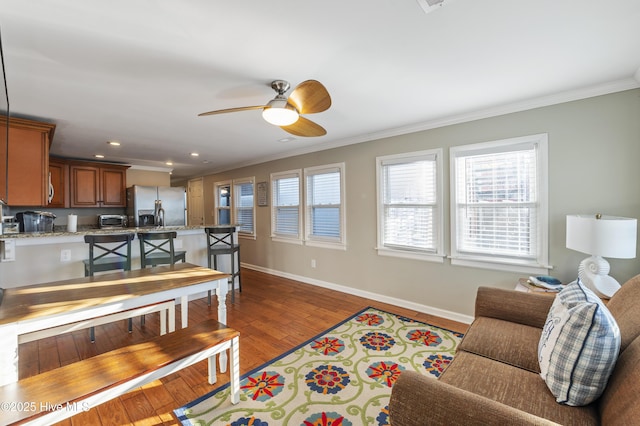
2,0,640,182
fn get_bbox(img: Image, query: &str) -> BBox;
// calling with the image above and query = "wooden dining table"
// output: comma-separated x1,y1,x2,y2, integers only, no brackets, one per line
0,262,230,387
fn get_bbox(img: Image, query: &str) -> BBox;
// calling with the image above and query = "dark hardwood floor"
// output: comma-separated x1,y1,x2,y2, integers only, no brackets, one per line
19,268,468,425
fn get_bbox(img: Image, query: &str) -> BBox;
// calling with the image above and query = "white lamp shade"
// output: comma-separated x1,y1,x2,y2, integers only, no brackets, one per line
566,214,637,259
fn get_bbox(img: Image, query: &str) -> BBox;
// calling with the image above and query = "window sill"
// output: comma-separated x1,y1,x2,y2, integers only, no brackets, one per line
271,236,303,245
305,239,346,251
449,255,551,275
377,247,445,263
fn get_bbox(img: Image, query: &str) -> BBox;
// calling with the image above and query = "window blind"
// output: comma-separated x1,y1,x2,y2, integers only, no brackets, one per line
381,156,438,251
454,145,538,258
235,182,254,234
307,170,341,239
272,175,300,236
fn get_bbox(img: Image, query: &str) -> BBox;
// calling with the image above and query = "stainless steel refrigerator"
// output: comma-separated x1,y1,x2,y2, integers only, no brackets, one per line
126,185,186,227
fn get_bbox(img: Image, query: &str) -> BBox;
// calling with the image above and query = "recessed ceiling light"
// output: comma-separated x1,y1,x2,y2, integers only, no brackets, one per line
416,0,446,14
278,137,296,143
190,152,199,157
166,161,173,166
94,154,105,158
107,140,121,146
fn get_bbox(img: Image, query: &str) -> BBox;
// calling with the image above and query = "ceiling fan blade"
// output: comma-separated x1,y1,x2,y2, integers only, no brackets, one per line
280,116,327,137
288,80,331,115
198,105,265,117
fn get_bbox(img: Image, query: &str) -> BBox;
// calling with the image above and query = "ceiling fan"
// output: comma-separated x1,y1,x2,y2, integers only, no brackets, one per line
198,80,331,137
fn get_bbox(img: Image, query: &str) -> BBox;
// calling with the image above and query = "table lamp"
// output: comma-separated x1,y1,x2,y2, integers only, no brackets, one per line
566,214,637,298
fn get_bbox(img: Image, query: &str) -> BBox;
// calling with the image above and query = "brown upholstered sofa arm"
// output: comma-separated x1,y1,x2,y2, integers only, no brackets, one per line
475,286,555,329
389,371,558,426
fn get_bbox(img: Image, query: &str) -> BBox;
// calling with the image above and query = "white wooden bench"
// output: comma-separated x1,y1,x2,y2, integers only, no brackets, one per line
0,319,240,425
18,300,176,343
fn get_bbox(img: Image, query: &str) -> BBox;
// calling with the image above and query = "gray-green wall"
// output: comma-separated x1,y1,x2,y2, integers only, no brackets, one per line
199,89,640,321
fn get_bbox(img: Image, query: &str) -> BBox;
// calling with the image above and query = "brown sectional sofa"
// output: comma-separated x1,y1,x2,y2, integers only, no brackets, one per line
389,275,640,425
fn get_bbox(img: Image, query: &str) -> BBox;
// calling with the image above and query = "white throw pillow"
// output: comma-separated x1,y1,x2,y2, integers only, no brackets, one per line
538,279,620,406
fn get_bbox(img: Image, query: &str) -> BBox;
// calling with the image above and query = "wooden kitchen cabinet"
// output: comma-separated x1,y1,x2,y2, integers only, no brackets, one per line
48,158,69,208
69,161,128,208
0,117,56,206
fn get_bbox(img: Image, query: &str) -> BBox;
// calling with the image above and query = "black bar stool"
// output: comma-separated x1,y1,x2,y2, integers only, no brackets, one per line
83,233,135,341
137,231,186,268
137,231,186,328
83,233,135,277
205,227,241,303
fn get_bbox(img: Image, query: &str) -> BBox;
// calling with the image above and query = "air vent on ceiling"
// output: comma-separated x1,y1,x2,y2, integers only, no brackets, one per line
416,0,446,14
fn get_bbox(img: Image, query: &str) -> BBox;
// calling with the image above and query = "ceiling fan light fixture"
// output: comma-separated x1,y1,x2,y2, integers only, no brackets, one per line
262,98,299,126
199,79,330,136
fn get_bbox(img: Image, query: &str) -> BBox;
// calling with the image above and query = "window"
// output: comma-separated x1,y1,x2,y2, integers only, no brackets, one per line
234,177,255,236
214,182,231,225
271,170,302,243
305,163,345,248
214,178,255,237
271,164,346,249
376,149,444,261
450,134,549,274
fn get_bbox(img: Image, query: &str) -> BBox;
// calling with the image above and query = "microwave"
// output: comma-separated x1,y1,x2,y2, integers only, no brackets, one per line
98,214,127,229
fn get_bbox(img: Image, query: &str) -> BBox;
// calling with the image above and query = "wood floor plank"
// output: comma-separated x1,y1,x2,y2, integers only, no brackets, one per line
96,397,133,425
140,380,175,411
56,333,80,366
17,267,468,425
69,405,102,425
17,340,39,378
161,376,201,408
120,391,162,425
37,337,61,373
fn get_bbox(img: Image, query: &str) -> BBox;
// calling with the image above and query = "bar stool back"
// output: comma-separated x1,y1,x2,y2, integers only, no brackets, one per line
83,233,135,277
83,233,135,341
205,226,241,303
138,231,186,268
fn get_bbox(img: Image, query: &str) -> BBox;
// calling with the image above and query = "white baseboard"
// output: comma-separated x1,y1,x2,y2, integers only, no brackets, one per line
241,263,474,325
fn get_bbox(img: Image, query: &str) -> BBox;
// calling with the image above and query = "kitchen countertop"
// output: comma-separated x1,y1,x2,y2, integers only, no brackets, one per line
0,225,238,245
0,225,202,238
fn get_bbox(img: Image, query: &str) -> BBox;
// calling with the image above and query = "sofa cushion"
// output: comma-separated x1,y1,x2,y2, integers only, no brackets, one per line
605,274,640,351
390,370,562,426
439,350,599,425
458,316,542,373
598,336,640,424
475,287,556,329
538,279,620,406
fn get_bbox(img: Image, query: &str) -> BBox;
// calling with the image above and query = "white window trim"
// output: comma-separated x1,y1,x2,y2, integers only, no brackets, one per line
304,163,347,250
449,133,551,275
213,180,231,226
233,176,256,239
270,169,303,244
375,149,445,263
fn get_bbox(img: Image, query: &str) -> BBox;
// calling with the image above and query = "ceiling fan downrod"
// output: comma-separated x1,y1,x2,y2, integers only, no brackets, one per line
270,80,291,95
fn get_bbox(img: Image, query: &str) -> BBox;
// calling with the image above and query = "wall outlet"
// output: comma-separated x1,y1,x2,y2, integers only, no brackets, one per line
60,249,71,262
311,259,316,268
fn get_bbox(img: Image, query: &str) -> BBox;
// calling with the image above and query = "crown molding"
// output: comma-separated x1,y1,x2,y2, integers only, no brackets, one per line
370,77,640,139
128,164,173,173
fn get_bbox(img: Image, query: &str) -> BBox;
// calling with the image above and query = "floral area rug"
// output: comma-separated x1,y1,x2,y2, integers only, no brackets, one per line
175,306,463,425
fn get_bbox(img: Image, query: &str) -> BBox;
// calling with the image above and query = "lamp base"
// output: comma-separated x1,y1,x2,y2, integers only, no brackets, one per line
578,255,621,299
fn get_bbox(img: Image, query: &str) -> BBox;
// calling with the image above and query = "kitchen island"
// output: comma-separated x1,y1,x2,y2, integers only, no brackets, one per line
0,225,237,291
